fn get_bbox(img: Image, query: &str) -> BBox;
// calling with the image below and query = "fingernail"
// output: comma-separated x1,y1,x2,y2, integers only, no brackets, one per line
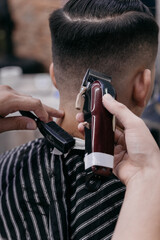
103,93,114,102
59,110,64,115
26,122,37,130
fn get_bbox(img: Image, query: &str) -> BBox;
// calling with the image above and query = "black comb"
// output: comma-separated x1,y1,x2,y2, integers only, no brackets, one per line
20,111,75,153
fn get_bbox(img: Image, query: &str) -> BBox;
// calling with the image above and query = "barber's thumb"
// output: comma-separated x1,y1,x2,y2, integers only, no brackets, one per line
0,117,37,133
102,94,115,113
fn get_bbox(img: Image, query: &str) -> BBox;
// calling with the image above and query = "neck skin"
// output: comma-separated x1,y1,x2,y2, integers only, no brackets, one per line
56,99,84,139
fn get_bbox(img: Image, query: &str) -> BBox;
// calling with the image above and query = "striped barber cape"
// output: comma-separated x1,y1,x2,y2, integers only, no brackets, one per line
0,138,125,240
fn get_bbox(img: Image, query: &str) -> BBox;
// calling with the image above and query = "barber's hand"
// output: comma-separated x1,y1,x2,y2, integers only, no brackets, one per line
0,85,64,133
103,94,160,185
76,93,160,186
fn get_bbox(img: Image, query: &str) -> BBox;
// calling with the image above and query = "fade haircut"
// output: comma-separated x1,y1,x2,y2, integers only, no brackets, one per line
49,0,159,94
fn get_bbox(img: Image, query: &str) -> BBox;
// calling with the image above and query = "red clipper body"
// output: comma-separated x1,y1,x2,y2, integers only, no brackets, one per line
76,69,116,179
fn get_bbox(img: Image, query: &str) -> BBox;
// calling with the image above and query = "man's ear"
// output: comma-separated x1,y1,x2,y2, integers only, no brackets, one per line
132,69,152,107
49,63,58,89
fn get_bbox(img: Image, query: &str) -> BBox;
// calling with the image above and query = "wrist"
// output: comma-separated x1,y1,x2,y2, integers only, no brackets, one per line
126,151,160,187
126,167,160,199
113,162,160,240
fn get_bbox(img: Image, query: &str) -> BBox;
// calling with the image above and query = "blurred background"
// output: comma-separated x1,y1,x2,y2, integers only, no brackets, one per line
0,0,159,152
0,0,61,72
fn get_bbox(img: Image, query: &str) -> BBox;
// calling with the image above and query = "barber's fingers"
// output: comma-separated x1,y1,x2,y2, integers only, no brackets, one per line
77,123,85,136
76,113,85,135
0,117,37,133
102,94,144,130
7,96,48,122
5,96,64,122
0,85,64,122
43,104,64,119
102,94,159,152
9,89,65,119
76,113,84,123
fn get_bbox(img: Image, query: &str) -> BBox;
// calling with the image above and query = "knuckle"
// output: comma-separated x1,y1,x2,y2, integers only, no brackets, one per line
1,85,12,91
4,92,13,101
35,99,42,107
118,102,126,111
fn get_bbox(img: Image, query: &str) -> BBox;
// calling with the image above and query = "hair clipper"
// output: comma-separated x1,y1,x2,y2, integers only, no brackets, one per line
76,69,116,182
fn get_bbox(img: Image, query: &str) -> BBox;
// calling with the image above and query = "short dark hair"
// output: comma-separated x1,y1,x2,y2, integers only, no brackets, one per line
49,0,159,92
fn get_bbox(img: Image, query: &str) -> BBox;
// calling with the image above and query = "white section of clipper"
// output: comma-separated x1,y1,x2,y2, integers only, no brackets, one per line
84,152,114,170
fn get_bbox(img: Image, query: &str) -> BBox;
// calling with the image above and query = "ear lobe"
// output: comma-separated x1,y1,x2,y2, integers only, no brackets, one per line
132,69,151,107
49,63,58,89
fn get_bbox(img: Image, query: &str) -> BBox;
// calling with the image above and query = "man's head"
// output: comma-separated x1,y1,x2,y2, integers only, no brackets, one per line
49,0,159,117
